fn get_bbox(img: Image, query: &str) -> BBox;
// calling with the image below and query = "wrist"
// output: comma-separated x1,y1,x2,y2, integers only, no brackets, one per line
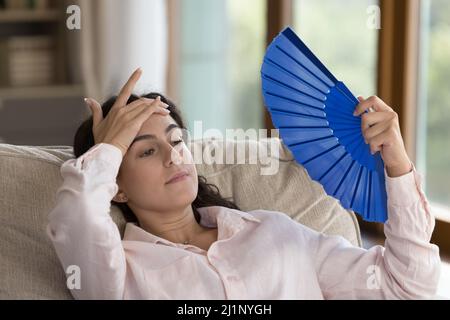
385,161,413,178
103,141,126,157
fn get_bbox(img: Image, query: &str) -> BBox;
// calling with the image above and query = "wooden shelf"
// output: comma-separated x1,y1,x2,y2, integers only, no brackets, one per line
432,202,450,224
0,9,60,23
0,84,84,100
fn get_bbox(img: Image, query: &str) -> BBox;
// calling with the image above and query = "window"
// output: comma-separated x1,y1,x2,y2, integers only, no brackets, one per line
178,0,266,139
293,0,379,98
417,0,450,219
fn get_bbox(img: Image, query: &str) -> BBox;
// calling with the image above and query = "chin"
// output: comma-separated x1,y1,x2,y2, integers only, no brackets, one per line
169,186,197,203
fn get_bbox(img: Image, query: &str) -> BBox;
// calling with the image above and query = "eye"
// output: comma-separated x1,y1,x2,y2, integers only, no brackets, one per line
172,139,183,145
140,148,155,157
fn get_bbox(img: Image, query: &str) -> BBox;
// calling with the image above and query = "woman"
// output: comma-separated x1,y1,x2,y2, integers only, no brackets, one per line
47,68,440,299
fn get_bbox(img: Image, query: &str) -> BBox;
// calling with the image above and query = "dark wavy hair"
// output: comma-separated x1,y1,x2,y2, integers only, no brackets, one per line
73,92,240,225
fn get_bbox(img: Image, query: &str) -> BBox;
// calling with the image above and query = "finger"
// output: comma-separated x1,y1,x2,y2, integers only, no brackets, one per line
127,98,169,119
114,68,143,108
130,103,170,120
353,95,391,116
127,97,168,111
84,98,103,127
125,97,156,111
131,100,170,122
363,120,391,144
368,130,391,154
134,105,171,124
360,111,392,131
357,95,365,103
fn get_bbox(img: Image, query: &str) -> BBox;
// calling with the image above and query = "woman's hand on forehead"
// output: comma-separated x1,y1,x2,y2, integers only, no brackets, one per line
84,68,171,157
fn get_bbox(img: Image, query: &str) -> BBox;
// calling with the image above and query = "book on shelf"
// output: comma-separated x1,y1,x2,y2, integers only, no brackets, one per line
0,35,55,87
1,0,49,10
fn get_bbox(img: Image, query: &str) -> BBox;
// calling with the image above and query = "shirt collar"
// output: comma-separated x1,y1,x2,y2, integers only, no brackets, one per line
122,206,261,246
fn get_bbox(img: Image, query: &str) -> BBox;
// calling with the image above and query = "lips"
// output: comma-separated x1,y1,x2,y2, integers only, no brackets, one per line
166,170,189,184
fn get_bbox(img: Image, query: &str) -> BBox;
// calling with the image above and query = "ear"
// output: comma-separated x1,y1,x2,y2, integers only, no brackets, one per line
113,190,128,203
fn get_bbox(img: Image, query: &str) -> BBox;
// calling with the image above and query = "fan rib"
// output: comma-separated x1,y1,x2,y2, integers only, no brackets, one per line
335,81,359,105
264,92,325,112
335,129,362,141
332,126,361,136
350,166,363,208
325,108,360,123
265,58,328,96
271,108,326,120
281,28,338,83
279,125,329,129
275,45,333,90
333,159,355,196
303,143,340,165
344,135,366,155
263,73,326,104
334,85,358,106
318,151,348,182
287,134,335,147
367,170,372,220
328,117,361,127
338,132,362,148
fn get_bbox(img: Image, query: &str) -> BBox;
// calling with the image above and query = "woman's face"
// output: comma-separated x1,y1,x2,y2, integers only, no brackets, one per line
114,113,198,213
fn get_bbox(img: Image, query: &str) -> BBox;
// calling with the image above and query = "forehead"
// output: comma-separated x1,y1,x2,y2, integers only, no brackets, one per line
137,114,179,136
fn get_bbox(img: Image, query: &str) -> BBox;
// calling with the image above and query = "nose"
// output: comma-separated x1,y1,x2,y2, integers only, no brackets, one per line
163,142,184,167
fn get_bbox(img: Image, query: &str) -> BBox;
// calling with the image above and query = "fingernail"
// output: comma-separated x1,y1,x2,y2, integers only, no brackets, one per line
84,98,90,105
353,111,357,116
164,109,171,113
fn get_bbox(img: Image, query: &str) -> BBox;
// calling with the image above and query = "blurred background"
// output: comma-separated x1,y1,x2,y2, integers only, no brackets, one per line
0,0,449,298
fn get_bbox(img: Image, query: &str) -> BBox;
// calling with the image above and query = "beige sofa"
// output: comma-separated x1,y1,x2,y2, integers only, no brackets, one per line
0,138,362,299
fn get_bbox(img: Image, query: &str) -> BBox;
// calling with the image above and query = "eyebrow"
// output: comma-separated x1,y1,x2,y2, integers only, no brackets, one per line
130,124,180,149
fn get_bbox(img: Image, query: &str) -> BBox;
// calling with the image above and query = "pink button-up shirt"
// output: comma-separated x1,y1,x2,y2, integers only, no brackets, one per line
46,143,441,299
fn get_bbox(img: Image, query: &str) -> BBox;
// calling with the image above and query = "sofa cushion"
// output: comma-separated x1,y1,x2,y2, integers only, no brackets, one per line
0,138,361,299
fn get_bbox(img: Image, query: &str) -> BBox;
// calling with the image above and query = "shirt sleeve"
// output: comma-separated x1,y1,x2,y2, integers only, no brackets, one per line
313,164,441,299
46,143,126,299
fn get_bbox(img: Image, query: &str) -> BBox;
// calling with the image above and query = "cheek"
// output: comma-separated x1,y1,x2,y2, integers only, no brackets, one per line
179,144,194,163
136,168,164,189
122,165,165,195
189,168,199,192
186,163,198,189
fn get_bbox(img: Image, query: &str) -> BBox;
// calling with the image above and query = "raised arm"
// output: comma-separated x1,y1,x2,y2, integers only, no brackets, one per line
46,143,127,299
313,166,440,299
311,95,441,299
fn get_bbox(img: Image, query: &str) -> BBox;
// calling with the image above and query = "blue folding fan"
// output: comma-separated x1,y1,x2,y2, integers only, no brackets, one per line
261,27,387,223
